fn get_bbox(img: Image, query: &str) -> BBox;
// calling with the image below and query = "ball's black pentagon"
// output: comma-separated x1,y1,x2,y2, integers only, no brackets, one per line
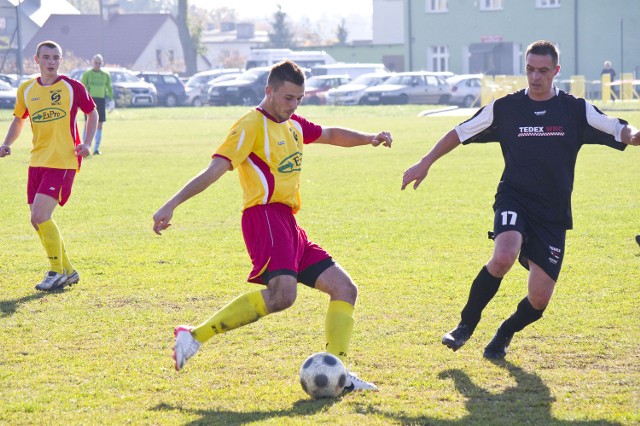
314,373,329,388
338,373,346,388
323,354,338,366
303,358,313,369
300,379,308,393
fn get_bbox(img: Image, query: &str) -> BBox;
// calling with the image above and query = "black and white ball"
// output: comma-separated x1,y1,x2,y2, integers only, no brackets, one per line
299,352,347,399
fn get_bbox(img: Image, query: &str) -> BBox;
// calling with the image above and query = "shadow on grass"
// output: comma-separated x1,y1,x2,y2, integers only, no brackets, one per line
152,398,340,426
0,288,69,317
354,360,622,425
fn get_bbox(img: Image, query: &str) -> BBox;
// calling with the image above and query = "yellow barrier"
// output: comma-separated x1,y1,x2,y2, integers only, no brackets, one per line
480,75,527,106
569,75,585,99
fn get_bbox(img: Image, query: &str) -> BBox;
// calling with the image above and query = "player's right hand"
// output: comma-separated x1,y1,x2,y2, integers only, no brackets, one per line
152,207,173,235
0,145,11,157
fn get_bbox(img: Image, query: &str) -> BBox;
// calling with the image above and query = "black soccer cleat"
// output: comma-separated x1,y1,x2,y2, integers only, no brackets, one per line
483,329,513,360
636,235,640,247
442,323,473,351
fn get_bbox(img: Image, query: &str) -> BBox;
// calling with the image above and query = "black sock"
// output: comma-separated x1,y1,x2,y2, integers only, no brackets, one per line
460,266,503,329
500,297,544,336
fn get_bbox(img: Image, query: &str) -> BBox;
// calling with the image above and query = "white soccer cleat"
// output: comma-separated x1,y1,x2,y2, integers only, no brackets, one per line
35,271,67,291
343,371,378,393
173,325,201,371
64,270,80,287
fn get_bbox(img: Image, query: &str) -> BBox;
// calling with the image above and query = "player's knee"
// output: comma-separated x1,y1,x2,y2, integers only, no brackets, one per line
528,292,551,310
488,252,518,276
268,292,297,313
329,279,358,305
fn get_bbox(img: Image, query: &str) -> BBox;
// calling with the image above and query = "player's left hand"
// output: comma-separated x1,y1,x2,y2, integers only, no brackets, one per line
372,131,392,148
75,143,91,158
630,128,640,146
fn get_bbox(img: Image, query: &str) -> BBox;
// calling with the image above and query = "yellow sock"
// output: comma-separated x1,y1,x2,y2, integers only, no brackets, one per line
60,236,75,273
325,300,355,363
192,290,268,343
37,219,64,274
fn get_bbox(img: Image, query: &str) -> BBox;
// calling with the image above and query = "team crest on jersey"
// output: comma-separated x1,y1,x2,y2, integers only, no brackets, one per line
50,91,62,104
31,107,66,123
278,151,302,173
288,127,300,143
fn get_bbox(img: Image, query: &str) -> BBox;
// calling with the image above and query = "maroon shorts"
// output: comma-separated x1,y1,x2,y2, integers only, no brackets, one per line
241,203,334,287
27,167,76,206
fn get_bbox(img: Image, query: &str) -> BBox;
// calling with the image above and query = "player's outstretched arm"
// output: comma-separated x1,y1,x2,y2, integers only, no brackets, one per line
315,127,392,148
401,129,461,190
153,156,231,235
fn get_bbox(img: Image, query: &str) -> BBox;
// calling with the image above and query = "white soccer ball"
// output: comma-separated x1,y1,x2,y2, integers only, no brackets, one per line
299,352,347,399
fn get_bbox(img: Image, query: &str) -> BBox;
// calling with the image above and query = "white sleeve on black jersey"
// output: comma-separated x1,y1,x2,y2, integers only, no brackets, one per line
585,102,626,143
454,101,496,143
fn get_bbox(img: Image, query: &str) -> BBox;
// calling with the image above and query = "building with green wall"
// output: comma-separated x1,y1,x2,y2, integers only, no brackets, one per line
404,0,639,80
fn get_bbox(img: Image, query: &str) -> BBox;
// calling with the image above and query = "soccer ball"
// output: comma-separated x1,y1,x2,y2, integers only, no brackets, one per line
299,352,347,399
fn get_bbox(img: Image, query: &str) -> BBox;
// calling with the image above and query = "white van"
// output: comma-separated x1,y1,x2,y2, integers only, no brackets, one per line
311,63,389,79
246,49,335,69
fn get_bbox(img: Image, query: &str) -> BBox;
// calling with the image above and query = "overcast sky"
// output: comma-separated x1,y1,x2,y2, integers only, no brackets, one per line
190,0,373,40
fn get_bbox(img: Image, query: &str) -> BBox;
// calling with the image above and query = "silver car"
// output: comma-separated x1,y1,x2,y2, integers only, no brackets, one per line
447,74,483,107
326,73,392,106
361,72,451,105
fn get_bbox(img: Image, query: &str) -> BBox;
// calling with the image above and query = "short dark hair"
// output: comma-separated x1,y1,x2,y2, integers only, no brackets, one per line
525,40,559,66
36,40,62,57
267,60,305,90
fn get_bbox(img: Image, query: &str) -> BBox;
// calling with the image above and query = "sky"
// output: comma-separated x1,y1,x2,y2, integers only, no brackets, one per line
189,0,373,40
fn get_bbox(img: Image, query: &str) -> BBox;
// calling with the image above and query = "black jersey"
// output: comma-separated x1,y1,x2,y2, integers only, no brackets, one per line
455,88,627,229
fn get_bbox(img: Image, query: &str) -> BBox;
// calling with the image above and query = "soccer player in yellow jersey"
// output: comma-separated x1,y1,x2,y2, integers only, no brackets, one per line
0,40,98,291
153,60,392,393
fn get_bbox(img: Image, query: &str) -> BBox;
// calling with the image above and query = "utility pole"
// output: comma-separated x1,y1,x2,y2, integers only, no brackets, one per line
16,0,23,75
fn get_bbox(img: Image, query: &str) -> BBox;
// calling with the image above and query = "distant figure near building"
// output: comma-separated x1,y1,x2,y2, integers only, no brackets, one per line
600,60,617,101
82,54,113,155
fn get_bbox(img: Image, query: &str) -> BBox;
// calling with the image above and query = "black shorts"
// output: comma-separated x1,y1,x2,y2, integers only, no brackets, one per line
92,97,106,122
492,198,566,281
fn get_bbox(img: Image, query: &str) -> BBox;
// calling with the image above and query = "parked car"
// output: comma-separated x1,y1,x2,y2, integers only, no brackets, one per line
360,71,451,105
184,68,243,107
0,80,17,108
326,72,393,106
302,75,351,105
311,63,389,79
0,73,19,87
208,67,271,106
136,71,186,107
447,73,483,107
70,67,157,107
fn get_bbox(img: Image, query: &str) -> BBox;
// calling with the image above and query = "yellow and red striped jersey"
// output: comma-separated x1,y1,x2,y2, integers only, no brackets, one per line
14,76,95,170
214,108,322,213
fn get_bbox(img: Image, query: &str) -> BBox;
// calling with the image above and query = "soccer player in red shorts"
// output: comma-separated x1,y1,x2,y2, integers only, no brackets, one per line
153,60,392,393
0,40,98,291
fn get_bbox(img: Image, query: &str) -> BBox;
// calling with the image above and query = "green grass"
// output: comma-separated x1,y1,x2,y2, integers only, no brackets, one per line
0,104,638,425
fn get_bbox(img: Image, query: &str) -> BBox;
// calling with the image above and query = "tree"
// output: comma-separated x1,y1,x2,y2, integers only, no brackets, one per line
336,19,348,45
176,0,199,75
268,5,296,48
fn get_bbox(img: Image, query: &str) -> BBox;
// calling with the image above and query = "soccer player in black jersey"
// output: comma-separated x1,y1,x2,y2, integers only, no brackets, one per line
401,40,639,359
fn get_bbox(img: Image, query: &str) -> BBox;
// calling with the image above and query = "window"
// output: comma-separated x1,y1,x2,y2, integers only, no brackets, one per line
425,0,448,13
479,0,503,11
536,0,561,7
428,46,449,72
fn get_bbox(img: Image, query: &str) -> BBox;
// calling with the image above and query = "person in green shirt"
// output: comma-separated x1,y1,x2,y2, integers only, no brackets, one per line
81,54,113,155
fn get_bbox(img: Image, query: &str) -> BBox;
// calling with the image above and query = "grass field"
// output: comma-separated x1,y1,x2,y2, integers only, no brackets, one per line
0,104,638,425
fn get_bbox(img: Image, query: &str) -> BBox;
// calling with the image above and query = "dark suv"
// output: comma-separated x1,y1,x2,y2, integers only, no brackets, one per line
208,67,270,106
136,71,187,107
